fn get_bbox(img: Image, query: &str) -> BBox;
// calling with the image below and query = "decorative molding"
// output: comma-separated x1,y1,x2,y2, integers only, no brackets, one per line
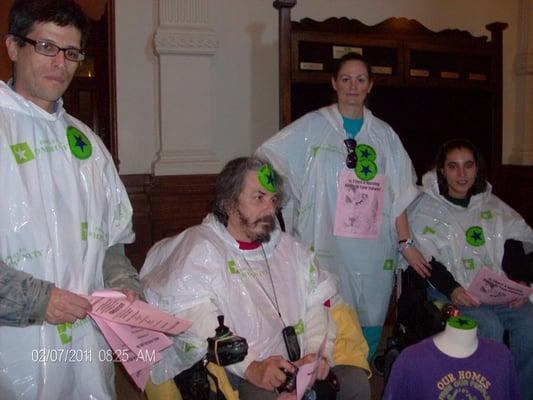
154,27,217,55
273,0,297,9
293,17,490,44
159,0,209,27
153,149,219,175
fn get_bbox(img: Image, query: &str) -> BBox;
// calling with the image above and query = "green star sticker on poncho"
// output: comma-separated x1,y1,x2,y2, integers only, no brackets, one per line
465,226,485,247
258,164,277,193
448,315,477,330
10,142,35,164
355,159,378,181
356,144,376,162
67,126,92,160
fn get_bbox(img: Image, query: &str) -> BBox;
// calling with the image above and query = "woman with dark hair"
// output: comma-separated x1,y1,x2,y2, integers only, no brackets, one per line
408,138,533,399
257,52,429,358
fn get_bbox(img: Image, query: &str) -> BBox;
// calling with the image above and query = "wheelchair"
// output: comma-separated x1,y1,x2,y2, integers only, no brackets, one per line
372,267,446,383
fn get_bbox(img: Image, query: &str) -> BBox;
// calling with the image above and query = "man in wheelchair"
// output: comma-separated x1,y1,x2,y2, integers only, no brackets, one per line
141,157,371,399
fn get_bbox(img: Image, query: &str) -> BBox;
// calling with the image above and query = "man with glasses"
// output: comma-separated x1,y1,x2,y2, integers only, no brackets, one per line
0,1,140,398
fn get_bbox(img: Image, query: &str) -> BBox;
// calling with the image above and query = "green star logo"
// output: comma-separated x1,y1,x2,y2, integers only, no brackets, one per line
355,144,376,162
257,164,277,193
227,260,240,275
448,316,477,330
355,159,378,181
57,322,73,344
383,259,394,270
66,126,92,160
10,142,35,164
465,226,485,247
294,319,305,335
480,210,493,220
462,258,475,270
81,222,88,241
423,226,436,234
183,342,197,352
309,263,316,273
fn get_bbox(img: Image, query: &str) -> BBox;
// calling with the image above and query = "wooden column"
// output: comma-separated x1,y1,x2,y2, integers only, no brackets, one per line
273,0,297,129
509,0,533,165
486,22,507,192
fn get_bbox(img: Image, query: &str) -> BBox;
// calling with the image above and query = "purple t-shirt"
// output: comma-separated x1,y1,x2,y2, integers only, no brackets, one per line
383,337,520,400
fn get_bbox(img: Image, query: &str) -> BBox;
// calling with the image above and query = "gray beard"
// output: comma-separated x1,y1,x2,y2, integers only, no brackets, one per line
237,210,275,243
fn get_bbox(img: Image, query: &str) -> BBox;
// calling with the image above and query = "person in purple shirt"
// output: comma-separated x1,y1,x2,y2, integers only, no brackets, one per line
383,316,520,400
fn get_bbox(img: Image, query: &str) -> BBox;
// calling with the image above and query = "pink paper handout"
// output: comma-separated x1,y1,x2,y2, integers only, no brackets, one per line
87,294,190,335
86,290,191,390
295,335,327,400
468,266,533,305
333,170,385,239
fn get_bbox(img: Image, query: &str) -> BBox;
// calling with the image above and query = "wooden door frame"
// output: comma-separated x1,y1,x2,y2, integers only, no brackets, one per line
106,0,118,164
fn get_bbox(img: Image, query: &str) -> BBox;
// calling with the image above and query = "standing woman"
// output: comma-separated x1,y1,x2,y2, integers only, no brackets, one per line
256,52,429,357
408,139,533,399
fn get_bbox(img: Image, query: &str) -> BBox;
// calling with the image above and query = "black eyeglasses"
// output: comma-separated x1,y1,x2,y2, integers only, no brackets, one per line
13,34,85,62
344,138,358,168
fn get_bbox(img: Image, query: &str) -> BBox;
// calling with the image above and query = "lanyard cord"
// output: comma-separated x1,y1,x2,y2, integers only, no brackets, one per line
241,244,286,327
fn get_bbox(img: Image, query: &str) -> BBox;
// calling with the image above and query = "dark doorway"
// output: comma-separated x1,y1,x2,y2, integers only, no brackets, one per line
0,0,118,163
63,0,118,163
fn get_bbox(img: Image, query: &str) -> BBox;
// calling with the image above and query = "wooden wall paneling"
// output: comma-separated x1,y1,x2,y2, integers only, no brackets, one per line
149,175,217,243
0,0,16,82
122,174,152,269
122,174,217,270
497,166,533,226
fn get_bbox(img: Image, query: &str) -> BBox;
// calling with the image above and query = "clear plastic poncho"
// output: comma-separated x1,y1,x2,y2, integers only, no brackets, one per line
0,81,134,399
141,214,338,383
408,170,533,288
256,104,418,329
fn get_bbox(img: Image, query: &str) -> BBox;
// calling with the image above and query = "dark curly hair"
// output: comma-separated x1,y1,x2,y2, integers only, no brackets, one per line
435,138,487,197
8,0,91,48
213,157,284,226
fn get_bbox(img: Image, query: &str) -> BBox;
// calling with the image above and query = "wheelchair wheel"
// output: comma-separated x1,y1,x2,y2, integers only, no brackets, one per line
383,347,401,383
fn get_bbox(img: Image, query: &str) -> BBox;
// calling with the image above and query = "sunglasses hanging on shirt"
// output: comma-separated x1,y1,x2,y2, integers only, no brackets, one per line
344,138,358,169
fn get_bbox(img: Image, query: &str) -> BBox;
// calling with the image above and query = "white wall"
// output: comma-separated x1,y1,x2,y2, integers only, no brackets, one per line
115,0,517,174
115,0,159,174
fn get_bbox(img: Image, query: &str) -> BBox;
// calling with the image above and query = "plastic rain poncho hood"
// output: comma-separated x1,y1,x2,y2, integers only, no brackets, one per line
256,104,418,328
0,81,134,399
141,214,341,382
409,170,533,288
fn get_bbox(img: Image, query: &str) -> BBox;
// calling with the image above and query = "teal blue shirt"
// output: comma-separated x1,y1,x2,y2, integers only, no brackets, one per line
342,116,364,139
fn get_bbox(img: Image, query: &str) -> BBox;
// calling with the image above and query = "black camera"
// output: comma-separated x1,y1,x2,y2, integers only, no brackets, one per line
206,315,248,366
277,366,298,393
174,315,248,399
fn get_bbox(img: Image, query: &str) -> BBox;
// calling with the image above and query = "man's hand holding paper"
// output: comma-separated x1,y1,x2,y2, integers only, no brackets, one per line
85,290,192,389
